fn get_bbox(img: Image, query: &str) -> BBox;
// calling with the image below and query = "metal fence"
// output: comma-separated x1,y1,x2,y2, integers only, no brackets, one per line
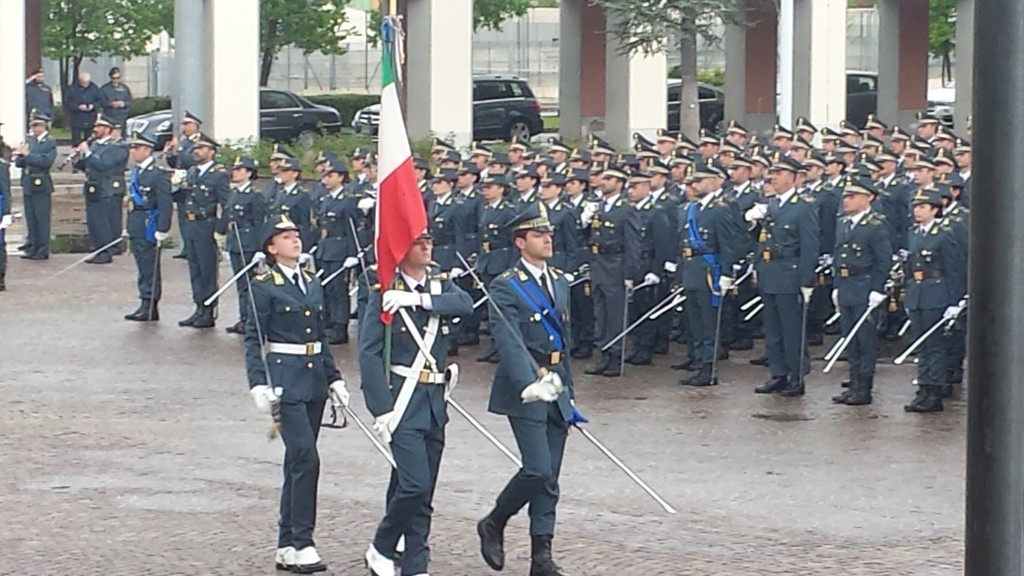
45,6,951,105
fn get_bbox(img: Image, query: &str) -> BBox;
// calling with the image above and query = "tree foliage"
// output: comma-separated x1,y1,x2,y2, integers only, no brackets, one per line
260,0,355,86
927,0,956,82
475,0,533,30
42,0,172,90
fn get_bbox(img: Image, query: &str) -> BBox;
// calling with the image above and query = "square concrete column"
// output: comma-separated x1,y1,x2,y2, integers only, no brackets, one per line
558,0,583,141
878,0,929,128
208,0,259,143
604,18,667,149
405,0,473,149
789,0,846,127
725,0,778,135
955,0,974,131
173,0,208,132
0,0,26,146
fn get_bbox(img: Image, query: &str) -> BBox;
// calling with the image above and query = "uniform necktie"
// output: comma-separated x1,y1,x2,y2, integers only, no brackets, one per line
415,283,427,294
540,272,554,304
847,219,856,233
292,272,305,294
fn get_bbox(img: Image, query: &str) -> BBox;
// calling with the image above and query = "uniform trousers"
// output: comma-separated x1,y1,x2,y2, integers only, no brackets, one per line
22,191,51,256
492,404,568,536
910,308,945,387
684,290,717,365
277,398,327,550
839,302,881,381
85,196,117,256
229,250,255,323
762,292,807,381
183,218,218,306
569,280,595,351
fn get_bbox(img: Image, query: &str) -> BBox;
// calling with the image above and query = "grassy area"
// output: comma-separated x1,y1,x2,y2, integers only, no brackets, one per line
50,126,70,141
543,115,560,132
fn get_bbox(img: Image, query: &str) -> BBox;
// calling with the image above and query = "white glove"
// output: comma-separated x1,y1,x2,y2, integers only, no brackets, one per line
563,273,575,284
251,252,267,265
451,267,465,278
0,214,11,229
580,204,597,226
942,305,960,320
719,276,735,291
372,412,394,444
800,286,814,302
624,279,635,290
154,231,170,243
868,291,886,309
221,250,230,262
249,385,278,415
818,254,834,268
342,256,359,269
298,252,315,267
328,379,350,408
831,288,840,310
382,289,422,313
744,203,768,223
357,197,376,214
521,371,564,403
121,228,130,238
643,272,661,286
663,261,677,274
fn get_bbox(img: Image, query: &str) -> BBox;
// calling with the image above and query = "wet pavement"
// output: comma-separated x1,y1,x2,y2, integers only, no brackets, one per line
0,254,965,575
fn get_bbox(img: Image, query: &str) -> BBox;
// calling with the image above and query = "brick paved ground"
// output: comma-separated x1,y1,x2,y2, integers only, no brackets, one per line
0,254,965,575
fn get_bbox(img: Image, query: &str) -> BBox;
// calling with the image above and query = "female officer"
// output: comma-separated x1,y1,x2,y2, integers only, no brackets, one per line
244,214,349,573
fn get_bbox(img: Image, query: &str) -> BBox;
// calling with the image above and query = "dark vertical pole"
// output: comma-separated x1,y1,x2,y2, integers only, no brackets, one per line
24,0,41,74
965,0,1024,574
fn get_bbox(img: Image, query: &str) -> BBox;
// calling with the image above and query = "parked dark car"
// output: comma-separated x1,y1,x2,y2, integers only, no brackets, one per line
352,74,544,142
125,88,343,148
845,70,878,128
667,79,726,133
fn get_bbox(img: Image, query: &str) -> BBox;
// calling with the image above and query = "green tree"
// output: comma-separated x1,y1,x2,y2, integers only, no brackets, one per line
475,0,533,30
593,0,751,137
928,0,957,83
42,0,172,93
260,0,355,86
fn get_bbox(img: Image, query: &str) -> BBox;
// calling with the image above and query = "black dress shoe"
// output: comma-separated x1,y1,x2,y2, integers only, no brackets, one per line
625,349,652,365
778,381,805,397
179,306,202,327
671,357,699,371
623,349,638,363
840,391,872,405
585,357,611,375
21,253,48,260
86,253,113,264
754,376,788,394
571,347,593,360
806,333,824,346
172,252,188,259
729,338,754,351
192,309,216,329
682,364,717,387
477,516,506,571
529,535,568,576
654,344,670,355
832,389,854,404
905,387,943,412
946,369,964,385
716,348,729,361
601,367,622,377
749,355,769,366
476,348,498,363
17,243,29,252
225,321,245,334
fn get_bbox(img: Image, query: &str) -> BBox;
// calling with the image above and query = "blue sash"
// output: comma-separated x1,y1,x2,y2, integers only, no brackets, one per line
686,203,723,307
509,276,564,352
130,166,158,242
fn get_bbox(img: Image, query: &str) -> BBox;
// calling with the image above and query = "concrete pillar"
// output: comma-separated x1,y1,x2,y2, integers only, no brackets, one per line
558,0,583,141
878,0,928,128
790,0,846,127
24,0,41,75
406,0,473,148
208,0,259,143
0,0,26,148
604,16,667,149
955,0,974,131
777,0,795,128
725,0,778,135
173,0,208,136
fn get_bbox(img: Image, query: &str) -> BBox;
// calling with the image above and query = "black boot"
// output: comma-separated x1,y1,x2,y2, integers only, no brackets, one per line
903,385,930,412
654,342,670,355
748,355,769,366
585,354,611,375
476,346,499,363
842,374,873,405
477,514,507,571
225,321,245,334
906,385,943,413
623,348,639,363
626,348,653,366
682,363,717,387
779,376,805,397
192,306,216,329
755,376,788,394
178,305,202,327
729,338,754,351
571,345,593,360
671,357,699,371
529,535,568,576
124,300,149,321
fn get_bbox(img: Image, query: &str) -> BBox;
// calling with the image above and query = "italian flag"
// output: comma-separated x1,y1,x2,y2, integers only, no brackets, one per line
375,23,426,311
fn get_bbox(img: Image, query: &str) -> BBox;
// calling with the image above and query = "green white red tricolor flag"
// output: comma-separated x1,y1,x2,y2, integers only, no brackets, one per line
375,16,426,323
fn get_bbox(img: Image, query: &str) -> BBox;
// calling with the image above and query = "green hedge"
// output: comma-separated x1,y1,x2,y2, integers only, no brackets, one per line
667,67,726,88
306,93,380,125
127,96,171,117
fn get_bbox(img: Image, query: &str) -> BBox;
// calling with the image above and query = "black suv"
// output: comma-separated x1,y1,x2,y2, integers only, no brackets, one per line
352,74,544,142
667,79,726,133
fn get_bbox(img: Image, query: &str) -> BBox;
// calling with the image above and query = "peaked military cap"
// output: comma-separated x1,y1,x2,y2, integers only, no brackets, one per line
570,148,592,164
270,144,294,160
352,147,371,159
932,126,956,143
627,171,652,185
632,132,656,149
633,141,659,159
834,142,859,155
670,153,692,166
568,168,590,182
315,150,338,165
863,114,887,131
947,172,966,188
457,162,481,175
590,136,615,155
725,120,748,137
260,214,300,251
481,173,510,187
875,148,899,163
431,167,458,182
324,159,348,175
469,141,493,158
194,132,219,149
541,172,567,186
913,156,938,170
128,131,158,148
182,110,203,125
439,149,462,164
730,155,755,169
953,138,972,154
693,161,726,179
790,137,812,151
768,156,804,174
508,202,553,233
803,153,826,169
94,113,115,128
911,188,943,207
916,111,940,125
279,157,301,171
487,152,510,166
933,148,956,166
515,165,540,179
232,155,259,172
413,156,431,171
535,156,557,169
838,120,859,137
842,176,878,197
890,126,911,142
854,152,880,172
718,142,744,156
656,128,678,144
29,109,51,124
602,164,629,180
795,117,818,134
676,133,699,151
547,137,572,154
860,135,885,150
648,163,670,175
819,126,840,141
772,124,794,140
698,128,720,146
508,136,529,152
432,137,455,153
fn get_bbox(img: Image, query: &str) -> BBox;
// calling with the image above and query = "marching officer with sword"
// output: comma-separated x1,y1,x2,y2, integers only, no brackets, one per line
902,188,966,413
316,160,363,345
477,202,576,576
748,156,819,396
359,229,473,576
244,214,348,574
221,156,269,334
829,177,893,405
677,162,746,387
123,132,172,322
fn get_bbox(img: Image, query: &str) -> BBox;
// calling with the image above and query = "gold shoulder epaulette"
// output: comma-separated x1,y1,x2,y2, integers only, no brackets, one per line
270,270,285,285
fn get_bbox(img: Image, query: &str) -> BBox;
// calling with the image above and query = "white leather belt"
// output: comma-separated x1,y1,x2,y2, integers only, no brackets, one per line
390,365,446,385
267,342,322,355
